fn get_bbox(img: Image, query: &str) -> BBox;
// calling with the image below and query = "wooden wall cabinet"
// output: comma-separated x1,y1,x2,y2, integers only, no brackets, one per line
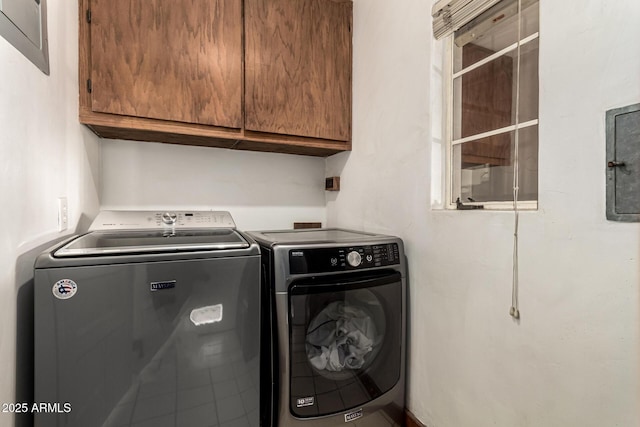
79,0,352,157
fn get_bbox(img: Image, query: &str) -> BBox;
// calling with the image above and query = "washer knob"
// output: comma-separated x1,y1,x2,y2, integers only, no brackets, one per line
347,251,362,267
161,212,177,225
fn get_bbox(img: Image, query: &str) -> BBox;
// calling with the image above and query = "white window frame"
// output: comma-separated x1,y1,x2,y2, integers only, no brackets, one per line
443,1,539,211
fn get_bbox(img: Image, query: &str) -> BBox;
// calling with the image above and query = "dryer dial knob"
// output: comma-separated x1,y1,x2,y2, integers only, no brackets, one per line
347,251,362,267
162,212,177,225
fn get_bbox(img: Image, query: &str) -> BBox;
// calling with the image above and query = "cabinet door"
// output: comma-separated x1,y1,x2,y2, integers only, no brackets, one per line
244,0,352,142
89,0,242,128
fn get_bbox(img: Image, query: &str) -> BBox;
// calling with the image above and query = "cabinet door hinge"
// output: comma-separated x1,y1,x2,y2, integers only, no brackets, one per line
86,79,92,93
86,9,91,23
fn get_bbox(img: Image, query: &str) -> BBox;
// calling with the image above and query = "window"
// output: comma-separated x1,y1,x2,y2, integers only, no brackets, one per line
435,0,539,209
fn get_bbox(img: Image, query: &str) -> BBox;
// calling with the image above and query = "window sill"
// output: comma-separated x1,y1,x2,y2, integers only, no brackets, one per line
444,200,538,211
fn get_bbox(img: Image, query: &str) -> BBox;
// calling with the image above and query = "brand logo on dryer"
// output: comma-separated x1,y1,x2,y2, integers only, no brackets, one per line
344,408,363,423
52,279,77,300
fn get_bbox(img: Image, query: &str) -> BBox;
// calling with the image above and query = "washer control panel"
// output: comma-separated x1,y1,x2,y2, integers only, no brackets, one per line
89,210,237,231
289,243,400,274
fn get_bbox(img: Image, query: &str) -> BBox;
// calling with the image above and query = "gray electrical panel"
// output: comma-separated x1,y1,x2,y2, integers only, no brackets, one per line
606,103,640,222
0,0,49,75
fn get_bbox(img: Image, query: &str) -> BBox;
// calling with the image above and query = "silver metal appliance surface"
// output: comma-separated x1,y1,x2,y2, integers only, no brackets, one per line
248,228,406,427
34,211,262,427
88,210,237,231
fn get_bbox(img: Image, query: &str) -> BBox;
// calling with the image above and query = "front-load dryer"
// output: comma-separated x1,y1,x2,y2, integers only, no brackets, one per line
248,228,406,427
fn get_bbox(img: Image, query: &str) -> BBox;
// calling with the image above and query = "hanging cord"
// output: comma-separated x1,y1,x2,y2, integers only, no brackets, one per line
510,0,523,320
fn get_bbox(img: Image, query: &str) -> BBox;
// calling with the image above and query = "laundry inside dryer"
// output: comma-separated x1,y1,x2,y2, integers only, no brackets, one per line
305,294,384,373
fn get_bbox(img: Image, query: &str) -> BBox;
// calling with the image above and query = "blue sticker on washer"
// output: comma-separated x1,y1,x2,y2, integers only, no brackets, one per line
52,279,77,300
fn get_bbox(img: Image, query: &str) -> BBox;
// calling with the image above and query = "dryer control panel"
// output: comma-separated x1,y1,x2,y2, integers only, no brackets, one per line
289,244,400,274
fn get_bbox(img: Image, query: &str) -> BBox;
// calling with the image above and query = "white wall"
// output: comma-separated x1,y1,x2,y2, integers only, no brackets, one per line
328,0,640,426
101,140,327,231
0,0,101,426
3,0,638,426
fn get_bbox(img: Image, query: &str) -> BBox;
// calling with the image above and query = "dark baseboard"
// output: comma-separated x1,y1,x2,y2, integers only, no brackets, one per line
404,409,426,427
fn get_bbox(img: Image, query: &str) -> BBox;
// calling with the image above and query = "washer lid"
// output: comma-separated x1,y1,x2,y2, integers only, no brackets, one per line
54,229,249,257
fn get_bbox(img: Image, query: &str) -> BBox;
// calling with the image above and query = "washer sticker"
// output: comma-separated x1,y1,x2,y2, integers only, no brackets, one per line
344,408,363,423
52,279,77,300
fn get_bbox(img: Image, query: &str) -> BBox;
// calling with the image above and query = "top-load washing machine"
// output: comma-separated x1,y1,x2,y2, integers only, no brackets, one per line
248,228,406,427
34,211,263,427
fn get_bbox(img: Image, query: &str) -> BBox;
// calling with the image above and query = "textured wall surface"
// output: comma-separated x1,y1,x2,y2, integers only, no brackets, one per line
328,0,640,425
101,139,327,231
0,2,101,426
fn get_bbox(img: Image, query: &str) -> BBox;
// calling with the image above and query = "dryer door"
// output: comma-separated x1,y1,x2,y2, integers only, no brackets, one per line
288,271,402,418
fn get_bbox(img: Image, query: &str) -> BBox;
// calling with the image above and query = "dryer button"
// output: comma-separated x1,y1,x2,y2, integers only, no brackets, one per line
347,251,362,267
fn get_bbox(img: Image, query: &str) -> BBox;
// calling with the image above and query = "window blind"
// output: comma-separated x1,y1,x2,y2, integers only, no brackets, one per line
431,0,503,40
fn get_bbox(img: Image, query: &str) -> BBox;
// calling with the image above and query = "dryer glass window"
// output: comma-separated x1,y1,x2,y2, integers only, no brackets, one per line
306,290,384,375
288,272,402,418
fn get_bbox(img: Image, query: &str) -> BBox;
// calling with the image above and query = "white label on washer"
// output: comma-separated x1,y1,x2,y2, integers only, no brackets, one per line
344,408,363,423
296,397,314,408
190,304,223,326
52,279,78,300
